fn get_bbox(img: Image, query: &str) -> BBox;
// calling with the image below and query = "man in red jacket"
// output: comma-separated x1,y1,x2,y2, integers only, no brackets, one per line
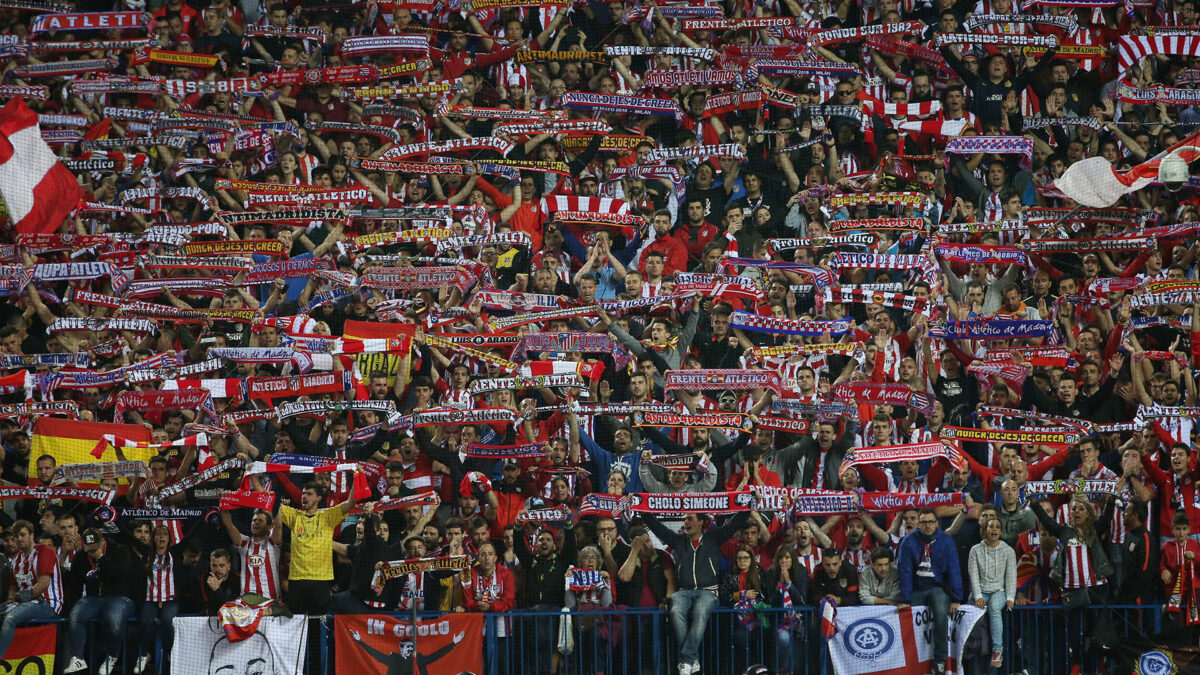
640,210,689,276
429,31,524,82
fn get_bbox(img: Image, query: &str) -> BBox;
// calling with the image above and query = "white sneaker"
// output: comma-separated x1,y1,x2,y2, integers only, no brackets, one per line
97,656,119,675
132,655,150,674
63,657,87,674
690,662,702,674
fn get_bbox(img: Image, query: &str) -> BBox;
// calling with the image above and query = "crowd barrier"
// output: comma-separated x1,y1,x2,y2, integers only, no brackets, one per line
51,603,1164,675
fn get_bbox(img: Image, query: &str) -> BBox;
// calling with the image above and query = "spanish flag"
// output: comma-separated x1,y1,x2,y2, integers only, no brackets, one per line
30,417,154,485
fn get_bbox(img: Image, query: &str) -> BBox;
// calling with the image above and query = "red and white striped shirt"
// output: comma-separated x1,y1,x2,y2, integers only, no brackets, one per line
843,547,870,572
1061,541,1102,589
237,537,281,600
146,552,176,602
11,545,61,613
797,547,823,578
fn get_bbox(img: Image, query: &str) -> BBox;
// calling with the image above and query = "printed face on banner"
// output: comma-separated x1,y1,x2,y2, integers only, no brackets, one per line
208,633,277,675
174,616,307,675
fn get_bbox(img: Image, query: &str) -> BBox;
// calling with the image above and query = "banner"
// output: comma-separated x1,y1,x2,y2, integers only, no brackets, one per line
172,615,308,675
335,613,484,675
30,418,154,486
1,624,56,673
828,605,984,675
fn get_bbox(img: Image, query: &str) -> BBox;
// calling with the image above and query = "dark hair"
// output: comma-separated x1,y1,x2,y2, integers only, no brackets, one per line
211,548,232,563
869,547,894,564
302,481,327,497
1127,501,1147,526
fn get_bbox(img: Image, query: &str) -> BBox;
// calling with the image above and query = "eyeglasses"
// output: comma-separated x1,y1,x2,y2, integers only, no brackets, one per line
736,555,752,561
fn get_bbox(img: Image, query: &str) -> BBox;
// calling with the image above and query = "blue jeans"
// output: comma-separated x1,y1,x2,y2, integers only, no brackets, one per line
981,591,1006,654
910,586,950,662
69,596,134,661
668,589,718,666
0,600,58,659
139,601,180,658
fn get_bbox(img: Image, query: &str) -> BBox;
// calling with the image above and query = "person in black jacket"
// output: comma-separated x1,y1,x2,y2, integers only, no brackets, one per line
809,548,859,607
62,529,138,675
201,548,240,615
616,524,673,675
939,47,1057,128
644,510,750,675
721,545,767,672
331,505,396,613
1119,501,1159,606
515,516,578,675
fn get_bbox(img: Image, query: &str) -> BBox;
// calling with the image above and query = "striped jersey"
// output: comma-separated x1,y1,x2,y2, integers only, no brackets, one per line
237,536,281,600
12,545,62,613
1061,540,1102,589
146,552,175,602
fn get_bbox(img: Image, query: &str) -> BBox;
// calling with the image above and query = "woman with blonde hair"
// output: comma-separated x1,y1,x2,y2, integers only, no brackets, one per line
1032,495,1114,670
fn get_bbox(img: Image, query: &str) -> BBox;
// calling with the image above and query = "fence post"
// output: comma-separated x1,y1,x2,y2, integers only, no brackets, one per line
320,616,330,675
485,615,499,675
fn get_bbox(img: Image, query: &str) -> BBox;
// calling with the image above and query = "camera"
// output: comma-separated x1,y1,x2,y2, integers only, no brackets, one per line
1159,151,1190,192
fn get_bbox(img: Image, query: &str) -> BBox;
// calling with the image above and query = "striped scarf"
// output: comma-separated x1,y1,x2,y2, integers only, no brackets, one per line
842,441,958,468
823,288,931,316
729,310,853,336
945,135,1034,163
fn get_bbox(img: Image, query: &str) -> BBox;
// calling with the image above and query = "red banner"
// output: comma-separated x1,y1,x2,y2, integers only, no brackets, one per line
2,624,56,672
335,613,484,675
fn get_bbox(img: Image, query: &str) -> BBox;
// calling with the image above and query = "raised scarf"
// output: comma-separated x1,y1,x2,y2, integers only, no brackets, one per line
624,490,755,513
633,411,752,433
834,382,934,415
823,288,931,316
663,369,783,395
729,310,853,337
940,426,1080,447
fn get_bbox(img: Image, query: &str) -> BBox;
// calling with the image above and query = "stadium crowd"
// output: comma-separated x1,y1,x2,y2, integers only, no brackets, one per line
0,0,1196,673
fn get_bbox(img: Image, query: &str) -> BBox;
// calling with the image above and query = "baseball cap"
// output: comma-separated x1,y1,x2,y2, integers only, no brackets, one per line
82,529,103,546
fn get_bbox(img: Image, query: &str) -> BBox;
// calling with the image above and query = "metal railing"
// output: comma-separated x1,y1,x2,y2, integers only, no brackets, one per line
52,602,1165,674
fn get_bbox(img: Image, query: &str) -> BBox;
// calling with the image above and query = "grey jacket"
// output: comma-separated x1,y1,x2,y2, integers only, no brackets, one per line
645,511,751,590
609,308,701,388
859,564,901,605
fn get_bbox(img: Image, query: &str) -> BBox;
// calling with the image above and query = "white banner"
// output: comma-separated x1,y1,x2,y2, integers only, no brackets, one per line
172,615,309,675
828,605,984,675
